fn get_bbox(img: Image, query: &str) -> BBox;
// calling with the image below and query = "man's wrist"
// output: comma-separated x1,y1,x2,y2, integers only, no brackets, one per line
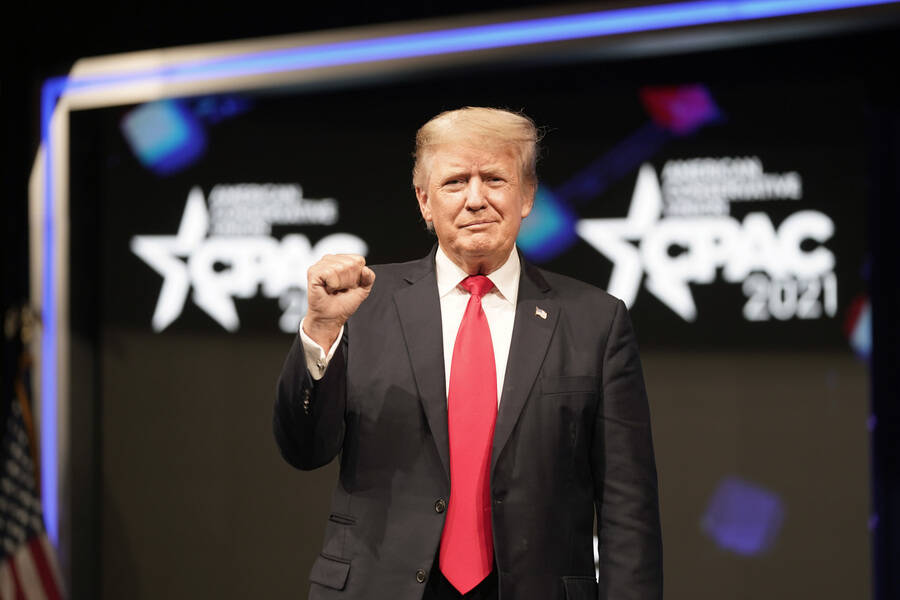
302,316,343,350
299,317,344,380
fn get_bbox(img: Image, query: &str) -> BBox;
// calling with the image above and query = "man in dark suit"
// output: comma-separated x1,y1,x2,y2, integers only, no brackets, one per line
275,107,662,600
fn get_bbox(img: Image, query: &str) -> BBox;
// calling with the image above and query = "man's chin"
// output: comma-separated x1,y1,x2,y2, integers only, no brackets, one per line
456,239,499,256
452,241,515,269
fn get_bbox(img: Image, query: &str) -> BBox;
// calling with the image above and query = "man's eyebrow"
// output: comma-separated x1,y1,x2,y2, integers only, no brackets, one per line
480,165,514,177
435,163,514,177
438,169,468,180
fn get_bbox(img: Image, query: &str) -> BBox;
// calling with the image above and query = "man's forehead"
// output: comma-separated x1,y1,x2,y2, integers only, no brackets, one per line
428,143,519,169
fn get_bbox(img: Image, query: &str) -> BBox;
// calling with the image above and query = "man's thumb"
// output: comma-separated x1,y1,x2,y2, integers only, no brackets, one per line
359,266,376,288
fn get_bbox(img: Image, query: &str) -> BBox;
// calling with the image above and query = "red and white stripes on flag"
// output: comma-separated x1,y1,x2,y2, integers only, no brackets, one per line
0,535,63,600
0,393,65,600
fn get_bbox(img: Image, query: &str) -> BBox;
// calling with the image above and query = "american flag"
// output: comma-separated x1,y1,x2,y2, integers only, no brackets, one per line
0,397,63,599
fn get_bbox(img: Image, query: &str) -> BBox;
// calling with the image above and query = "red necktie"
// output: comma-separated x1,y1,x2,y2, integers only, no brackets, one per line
439,275,498,594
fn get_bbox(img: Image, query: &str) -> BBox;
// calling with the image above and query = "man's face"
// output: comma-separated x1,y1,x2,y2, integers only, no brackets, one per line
415,143,534,274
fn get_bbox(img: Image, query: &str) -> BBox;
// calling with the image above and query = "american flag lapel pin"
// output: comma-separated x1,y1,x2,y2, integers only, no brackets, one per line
535,306,548,320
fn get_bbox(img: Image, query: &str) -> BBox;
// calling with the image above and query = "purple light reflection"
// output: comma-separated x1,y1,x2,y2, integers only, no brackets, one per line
701,476,786,556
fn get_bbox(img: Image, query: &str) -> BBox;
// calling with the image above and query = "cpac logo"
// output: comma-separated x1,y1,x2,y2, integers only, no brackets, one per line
131,187,367,332
576,164,835,321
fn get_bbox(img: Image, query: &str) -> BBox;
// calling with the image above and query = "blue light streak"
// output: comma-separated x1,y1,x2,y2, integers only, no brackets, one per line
39,76,66,545
59,0,898,96
38,0,898,547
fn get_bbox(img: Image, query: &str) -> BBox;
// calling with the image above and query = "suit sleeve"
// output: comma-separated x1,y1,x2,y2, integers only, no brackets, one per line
273,327,348,470
593,299,663,599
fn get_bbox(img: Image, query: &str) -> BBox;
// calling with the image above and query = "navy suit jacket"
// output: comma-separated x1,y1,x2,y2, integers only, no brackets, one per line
274,248,662,600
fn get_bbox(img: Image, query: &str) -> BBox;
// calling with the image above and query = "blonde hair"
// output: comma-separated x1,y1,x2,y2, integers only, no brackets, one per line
412,107,540,189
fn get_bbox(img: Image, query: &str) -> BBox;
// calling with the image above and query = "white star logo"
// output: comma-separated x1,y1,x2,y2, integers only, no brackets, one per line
131,186,369,333
576,163,699,321
130,187,211,331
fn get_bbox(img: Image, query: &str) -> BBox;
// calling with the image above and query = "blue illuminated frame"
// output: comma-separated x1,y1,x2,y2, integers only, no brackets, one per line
37,0,899,547
39,76,67,545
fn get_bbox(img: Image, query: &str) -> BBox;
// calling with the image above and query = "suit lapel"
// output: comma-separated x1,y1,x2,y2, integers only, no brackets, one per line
492,260,558,472
394,250,451,482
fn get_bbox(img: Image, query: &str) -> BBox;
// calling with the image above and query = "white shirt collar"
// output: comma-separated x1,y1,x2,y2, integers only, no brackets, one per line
435,245,520,305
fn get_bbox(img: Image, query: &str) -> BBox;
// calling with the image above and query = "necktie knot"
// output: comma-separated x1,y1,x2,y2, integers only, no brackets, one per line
460,275,494,299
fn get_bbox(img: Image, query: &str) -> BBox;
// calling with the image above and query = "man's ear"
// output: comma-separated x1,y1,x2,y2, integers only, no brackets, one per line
415,186,432,223
520,182,536,219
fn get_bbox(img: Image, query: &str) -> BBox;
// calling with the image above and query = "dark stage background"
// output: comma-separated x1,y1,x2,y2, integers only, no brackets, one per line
59,34,887,598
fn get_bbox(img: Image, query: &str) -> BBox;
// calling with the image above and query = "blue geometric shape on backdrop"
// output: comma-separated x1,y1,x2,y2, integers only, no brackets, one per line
848,298,872,360
517,185,578,263
120,99,207,176
701,476,786,556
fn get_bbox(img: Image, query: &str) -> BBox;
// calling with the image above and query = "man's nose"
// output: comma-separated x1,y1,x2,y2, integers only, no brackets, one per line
464,178,488,210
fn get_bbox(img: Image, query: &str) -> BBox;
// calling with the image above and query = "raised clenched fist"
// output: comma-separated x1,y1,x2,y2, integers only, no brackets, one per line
303,254,375,348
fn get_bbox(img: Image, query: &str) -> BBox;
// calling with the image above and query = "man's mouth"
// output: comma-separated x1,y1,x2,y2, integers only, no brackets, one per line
461,221,495,229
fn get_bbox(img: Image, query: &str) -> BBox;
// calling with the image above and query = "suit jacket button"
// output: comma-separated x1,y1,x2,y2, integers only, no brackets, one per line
415,569,427,583
434,498,446,513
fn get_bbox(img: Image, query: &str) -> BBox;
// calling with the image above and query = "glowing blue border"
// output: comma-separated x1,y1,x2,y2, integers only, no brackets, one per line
40,76,67,545
38,0,899,546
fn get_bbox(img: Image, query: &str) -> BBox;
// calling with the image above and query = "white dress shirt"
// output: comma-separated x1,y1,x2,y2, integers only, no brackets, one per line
300,246,521,405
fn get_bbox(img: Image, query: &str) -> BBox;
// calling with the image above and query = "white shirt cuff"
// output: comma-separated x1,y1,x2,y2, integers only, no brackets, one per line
299,317,344,380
